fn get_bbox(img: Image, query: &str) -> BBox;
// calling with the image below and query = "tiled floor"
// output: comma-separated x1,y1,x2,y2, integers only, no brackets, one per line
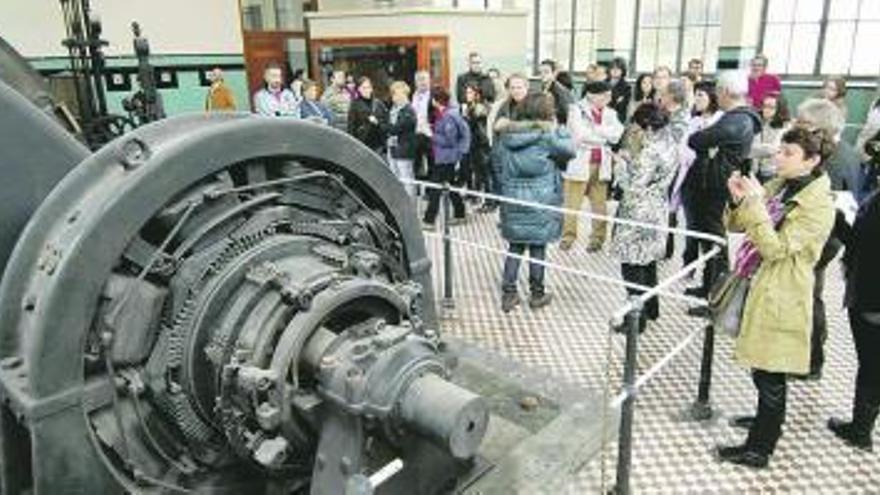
422,202,879,494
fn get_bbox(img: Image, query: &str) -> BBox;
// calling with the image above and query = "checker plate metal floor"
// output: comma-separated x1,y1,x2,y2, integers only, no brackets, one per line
422,202,879,494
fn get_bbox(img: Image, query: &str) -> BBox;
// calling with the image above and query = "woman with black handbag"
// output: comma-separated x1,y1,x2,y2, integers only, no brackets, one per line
714,126,836,469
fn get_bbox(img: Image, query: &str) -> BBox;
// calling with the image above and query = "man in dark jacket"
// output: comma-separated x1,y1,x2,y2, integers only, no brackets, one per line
685,70,762,315
828,189,880,452
456,52,496,106
538,59,575,126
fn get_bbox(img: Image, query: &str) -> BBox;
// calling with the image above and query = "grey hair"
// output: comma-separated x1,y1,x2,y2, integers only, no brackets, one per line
716,70,749,99
797,97,845,137
663,80,688,106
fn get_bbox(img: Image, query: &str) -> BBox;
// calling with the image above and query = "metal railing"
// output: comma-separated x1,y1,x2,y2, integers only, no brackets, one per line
402,177,729,494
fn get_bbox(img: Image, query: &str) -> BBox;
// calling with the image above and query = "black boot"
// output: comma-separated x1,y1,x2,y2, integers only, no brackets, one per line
729,415,756,430
501,292,520,313
829,399,878,452
528,292,553,310
828,418,872,452
715,444,769,468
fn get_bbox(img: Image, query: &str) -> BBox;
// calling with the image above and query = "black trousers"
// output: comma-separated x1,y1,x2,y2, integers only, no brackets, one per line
810,238,842,375
691,190,729,296
621,262,659,323
413,134,434,180
746,370,787,456
423,163,465,224
468,149,493,197
681,192,699,268
849,309,880,431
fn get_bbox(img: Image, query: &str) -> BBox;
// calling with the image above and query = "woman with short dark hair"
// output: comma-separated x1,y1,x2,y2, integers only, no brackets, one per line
716,126,836,469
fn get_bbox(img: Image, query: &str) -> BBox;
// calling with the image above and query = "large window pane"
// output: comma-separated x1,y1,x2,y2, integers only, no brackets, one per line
539,1,555,30
762,24,792,74
641,0,660,26
637,29,659,72
685,0,707,24
861,0,880,20
574,30,595,69
821,21,856,74
539,34,556,63
707,0,722,23
767,0,796,22
703,26,720,70
555,0,574,28
657,28,679,69
680,27,705,70
576,0,596,29
555,30,573,69
660,0,682,26
787,23,820,73
829,0,860,20
794,0,824,22
850,21,880,75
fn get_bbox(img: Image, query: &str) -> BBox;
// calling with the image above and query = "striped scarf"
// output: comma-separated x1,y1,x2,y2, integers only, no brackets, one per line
734,193,786,278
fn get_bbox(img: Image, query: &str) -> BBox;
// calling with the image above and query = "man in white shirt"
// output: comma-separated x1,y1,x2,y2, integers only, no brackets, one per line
253,63,299,118
563,80,625,252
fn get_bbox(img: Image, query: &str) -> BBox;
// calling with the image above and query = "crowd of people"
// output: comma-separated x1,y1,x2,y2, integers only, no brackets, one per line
202,52,880,468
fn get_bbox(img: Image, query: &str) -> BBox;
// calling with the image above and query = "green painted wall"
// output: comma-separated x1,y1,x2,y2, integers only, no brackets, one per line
28,54,250,116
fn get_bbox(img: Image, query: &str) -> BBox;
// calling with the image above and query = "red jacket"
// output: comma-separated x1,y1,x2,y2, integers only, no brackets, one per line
748,74,782,109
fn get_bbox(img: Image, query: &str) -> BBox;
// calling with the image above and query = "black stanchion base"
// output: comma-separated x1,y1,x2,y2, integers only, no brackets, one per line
688,400,716,421
607,484,623,495
442,298,456,310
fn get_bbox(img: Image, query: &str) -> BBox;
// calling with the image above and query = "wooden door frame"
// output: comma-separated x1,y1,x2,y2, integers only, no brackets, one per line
236,0,308,108
308,35,450,88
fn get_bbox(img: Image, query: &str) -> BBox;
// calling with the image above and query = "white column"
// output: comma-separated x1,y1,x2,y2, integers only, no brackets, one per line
717,0,763,70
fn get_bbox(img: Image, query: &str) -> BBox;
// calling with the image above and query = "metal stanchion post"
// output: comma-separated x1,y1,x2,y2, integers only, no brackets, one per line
442,183,455,310
611,301,641,495
690,322,715,420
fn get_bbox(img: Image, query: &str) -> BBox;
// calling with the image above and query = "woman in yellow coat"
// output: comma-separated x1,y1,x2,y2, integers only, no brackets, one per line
716,126,836,469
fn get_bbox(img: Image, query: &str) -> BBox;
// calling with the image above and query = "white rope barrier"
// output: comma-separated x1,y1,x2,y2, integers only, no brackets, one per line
402,178,728,246
610,324,705,409
422,231,705,306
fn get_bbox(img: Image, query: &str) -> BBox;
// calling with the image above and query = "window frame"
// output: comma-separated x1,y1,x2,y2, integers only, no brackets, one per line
632,0,721,74
757,0,880,78
533,0,601,73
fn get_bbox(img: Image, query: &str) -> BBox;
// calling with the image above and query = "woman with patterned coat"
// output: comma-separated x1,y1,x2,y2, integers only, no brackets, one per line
610,103,679,330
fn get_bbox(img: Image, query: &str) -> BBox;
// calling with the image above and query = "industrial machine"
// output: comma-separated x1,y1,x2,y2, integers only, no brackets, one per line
0,64,610,492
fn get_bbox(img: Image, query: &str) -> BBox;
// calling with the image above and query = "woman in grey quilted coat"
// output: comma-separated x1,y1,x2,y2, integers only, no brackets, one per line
610,102,680,329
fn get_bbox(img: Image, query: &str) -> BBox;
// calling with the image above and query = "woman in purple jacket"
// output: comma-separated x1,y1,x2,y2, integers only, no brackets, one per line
423,87,471,229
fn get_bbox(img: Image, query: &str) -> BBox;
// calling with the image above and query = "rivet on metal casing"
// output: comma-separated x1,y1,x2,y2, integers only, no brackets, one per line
117,137,151,170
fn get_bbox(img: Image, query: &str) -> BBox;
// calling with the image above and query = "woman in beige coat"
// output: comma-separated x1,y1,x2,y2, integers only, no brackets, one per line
716,126,836,469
